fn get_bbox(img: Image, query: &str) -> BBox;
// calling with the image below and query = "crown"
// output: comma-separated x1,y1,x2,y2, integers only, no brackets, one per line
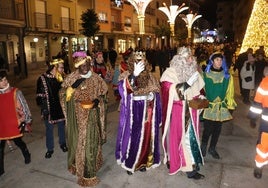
133,51,146,60
50,58,64,66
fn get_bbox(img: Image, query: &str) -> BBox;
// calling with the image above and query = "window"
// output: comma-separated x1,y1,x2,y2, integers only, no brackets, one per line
124,17,131,27
61,7,70,30
99,12,108,23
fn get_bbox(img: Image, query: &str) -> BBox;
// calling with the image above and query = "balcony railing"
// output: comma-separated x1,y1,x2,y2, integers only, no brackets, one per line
61,17,74,31
0,1,25,21
34,12,52,29
111,21,123,31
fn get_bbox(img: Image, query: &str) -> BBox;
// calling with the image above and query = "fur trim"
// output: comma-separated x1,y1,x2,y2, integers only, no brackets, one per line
68,165,76,175
77,176,100,187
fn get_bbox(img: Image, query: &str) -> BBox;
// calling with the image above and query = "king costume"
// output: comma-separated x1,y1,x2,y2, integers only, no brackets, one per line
160,47,205,179
115,51,162,174
59,52,108,187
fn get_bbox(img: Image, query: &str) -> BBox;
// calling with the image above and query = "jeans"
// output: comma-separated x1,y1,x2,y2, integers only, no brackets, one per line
45,120,66,151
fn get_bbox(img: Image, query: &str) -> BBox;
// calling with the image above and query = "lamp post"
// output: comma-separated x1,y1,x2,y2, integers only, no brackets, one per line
158,2,189,37
180,12,202,43
127,0,152,35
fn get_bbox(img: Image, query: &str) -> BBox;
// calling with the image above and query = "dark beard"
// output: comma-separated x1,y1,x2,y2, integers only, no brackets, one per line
136,70,150,89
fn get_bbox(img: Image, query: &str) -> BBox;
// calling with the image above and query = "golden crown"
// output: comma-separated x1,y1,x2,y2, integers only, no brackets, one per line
133,51,146,60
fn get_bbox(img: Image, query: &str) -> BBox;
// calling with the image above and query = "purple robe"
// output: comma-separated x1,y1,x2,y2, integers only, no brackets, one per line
115,78,162,173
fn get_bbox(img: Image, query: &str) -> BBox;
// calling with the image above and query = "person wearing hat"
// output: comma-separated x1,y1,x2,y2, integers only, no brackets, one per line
160,46,206,180
201,52,237,159
0,70,32,176
36,58,68,159
115,50,162,175
248,66,268,179
240,54,256,104
59,51,108,187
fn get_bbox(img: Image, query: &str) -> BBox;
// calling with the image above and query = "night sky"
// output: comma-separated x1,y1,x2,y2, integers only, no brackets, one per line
197,0,234,27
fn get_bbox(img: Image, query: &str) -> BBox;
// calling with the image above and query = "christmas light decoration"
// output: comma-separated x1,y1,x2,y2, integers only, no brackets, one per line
158,3,189,36
180,12,202,43
240,0,268,54
127,0,153,34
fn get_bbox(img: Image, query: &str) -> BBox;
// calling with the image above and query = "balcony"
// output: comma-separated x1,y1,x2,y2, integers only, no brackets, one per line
34,12,52,29
111,0,123,10
111,21,123,32
0,1,25,21
61,17,74,32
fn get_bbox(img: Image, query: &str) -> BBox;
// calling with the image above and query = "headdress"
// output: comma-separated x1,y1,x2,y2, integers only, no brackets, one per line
72,51,92,68
50,58,64,66
132,51,146,60
205,52,230,79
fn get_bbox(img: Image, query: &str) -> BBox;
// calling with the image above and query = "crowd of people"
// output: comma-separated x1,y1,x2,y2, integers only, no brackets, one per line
0,43,267,186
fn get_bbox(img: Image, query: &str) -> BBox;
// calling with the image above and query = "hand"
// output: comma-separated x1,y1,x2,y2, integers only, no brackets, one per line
187,71,199,86
66,87,75,102
250,119,256,128
93,99,99,108
41,109,49,120
18,122,31,133
133,61,145,77
71,78,86,88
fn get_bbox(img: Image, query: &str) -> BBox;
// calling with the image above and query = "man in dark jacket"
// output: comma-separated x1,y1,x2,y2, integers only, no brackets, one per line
36,59,68,159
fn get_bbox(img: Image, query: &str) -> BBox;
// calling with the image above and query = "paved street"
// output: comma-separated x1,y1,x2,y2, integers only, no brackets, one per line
0,65,267,188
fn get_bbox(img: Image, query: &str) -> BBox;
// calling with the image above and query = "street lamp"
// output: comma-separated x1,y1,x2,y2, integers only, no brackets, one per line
127,0,152,35
158,2,189,36
180,12,202,43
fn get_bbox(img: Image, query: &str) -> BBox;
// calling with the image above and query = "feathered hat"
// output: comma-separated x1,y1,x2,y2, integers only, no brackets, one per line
205,52,230,79
72,51,92,68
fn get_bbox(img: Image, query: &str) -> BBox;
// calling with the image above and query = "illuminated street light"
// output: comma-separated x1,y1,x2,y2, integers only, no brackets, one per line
127,0,152,34
158,3,189,36
180,12,202,43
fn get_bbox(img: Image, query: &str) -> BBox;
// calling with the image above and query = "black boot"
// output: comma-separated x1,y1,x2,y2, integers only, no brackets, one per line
0,140,6,176
254,167,262,179
208,148,220,159
60,144,68,152
22,149,31,164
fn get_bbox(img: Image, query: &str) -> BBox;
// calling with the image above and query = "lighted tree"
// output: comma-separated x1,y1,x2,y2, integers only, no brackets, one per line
240,0,268,54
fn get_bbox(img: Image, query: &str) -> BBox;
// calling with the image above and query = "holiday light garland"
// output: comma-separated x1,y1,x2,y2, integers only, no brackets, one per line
240,0,268,54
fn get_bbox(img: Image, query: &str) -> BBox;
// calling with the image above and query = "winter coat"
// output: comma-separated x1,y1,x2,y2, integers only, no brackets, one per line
240,61,255,90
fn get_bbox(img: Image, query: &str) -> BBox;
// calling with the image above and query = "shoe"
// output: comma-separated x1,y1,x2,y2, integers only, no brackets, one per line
208,148,220,159
139,167,146,172
188,172,205,180
24,153,31,164
60,144,68,152
45,150,54,159
201,144,207,157
127,171,133,175
22,149,31,164
166,162,170,169
254,167,262,179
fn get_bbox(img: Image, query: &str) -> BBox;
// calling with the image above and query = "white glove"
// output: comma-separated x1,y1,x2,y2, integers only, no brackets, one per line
187,71,199,86
133,61,145,77
199,95,206,99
